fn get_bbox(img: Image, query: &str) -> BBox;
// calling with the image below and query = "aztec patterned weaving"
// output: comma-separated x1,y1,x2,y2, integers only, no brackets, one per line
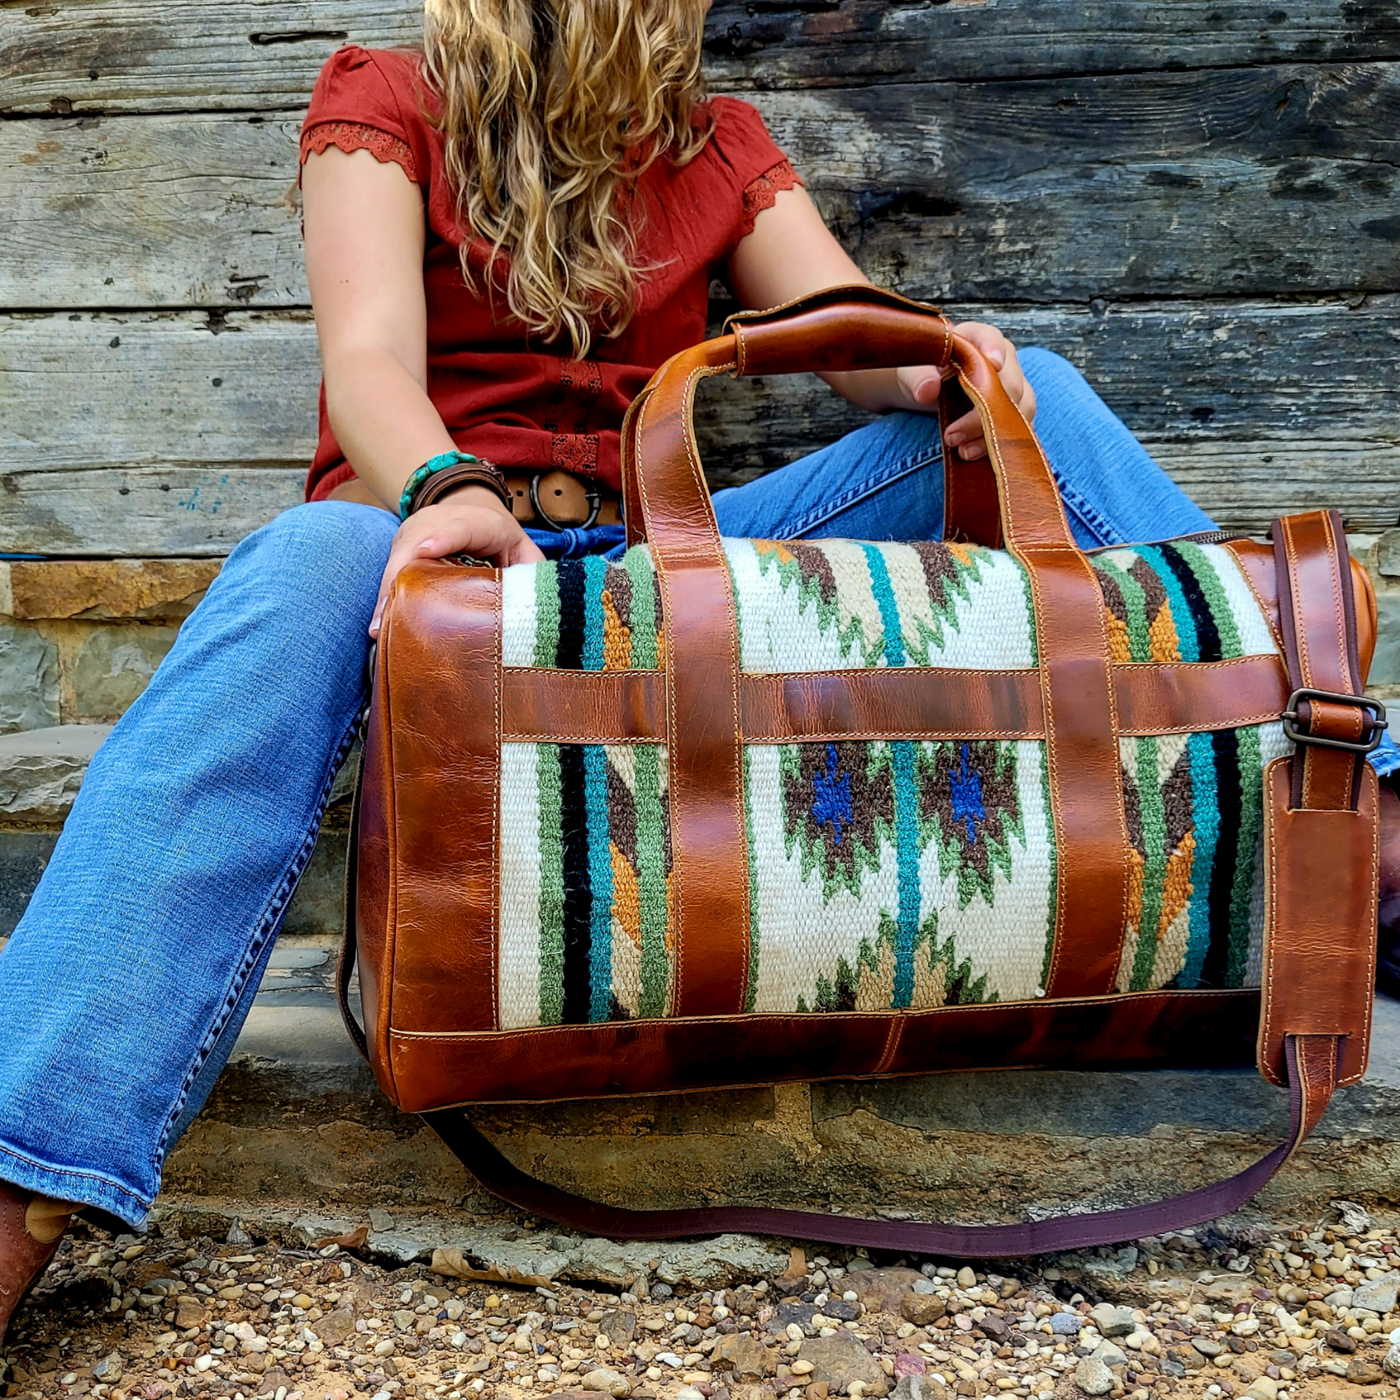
497,538,1289,1029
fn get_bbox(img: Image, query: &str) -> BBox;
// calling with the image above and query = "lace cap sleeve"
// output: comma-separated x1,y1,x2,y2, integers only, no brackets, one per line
300,121,420,183
705,97,806,248
299,46,425,185
738,158,804,240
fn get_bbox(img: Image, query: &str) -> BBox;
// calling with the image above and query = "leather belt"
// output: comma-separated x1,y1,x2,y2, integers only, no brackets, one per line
503,469,622,531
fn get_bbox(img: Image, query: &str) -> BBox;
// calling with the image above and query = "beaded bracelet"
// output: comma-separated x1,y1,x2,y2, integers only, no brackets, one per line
398,451,510,521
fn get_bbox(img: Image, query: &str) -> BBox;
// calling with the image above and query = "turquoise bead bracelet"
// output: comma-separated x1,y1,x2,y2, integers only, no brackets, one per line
398,450,481,521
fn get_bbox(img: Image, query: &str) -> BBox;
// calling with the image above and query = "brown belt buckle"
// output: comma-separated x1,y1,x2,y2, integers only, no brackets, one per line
529,471,601,531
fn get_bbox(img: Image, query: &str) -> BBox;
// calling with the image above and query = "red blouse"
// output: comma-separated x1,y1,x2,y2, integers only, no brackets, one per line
299,46,804,501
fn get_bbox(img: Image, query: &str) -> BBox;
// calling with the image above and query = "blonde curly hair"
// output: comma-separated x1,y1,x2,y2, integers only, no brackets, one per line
423,0,713,358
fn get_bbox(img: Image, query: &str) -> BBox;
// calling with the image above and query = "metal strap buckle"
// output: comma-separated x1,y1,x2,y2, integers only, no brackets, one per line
1281,687,1388,754
529,472,601,532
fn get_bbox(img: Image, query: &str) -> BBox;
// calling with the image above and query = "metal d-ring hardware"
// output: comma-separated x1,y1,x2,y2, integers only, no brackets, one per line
529,471,601,532
1281,687,1388,754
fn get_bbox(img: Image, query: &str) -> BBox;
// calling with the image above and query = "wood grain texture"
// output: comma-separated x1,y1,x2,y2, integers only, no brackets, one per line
0,115,305,309
3,0,1398,113
2,301,1395,553
7,64,1398,309
702,0,1400,89
0,0,421,116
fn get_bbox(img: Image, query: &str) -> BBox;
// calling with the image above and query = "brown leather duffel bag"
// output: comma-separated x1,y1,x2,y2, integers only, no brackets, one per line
341,285,1385,1255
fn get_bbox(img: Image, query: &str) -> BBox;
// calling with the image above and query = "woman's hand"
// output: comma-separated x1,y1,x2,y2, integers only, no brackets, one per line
894,321,1037,462
369,485,546,638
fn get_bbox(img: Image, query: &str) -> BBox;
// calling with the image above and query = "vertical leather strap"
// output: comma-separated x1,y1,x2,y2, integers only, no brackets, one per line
947,370,1129,1000
1274,511,1370,810
1259,510,1379,1088
938,378,1003,548
628,341,753,1017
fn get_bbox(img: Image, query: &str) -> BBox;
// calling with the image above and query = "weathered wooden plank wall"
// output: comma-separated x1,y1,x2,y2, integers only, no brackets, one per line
2,0,1397,554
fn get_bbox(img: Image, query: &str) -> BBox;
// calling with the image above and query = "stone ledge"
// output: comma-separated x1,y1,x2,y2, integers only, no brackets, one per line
0,557,220,622
0,722,112,822
160,937,1400,1230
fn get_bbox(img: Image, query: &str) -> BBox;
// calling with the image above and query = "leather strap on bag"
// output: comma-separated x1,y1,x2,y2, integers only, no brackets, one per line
336,904,1339,1252
1258,510,1380,1089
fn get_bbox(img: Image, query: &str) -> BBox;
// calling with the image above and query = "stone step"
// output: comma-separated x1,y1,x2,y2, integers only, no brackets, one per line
151,931,1400,1233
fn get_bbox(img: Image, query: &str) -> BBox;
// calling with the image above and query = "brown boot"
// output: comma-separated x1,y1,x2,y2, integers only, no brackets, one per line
0,1182,73,1352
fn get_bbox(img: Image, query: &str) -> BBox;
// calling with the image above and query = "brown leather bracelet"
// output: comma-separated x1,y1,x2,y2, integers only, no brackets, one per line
410,460,513,516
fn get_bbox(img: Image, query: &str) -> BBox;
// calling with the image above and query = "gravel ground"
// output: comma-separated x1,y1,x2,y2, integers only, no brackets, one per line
5,1208,1400,1400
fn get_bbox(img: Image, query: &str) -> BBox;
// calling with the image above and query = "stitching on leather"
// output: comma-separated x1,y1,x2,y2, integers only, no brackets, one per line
491,574,503,1032
1321,512,1351,692
1281,518,1311,686
389,987,1256,1040
678,359,751,1006
381,609,402,1099
1260,757,1283,1086
1282,517,1325,808
504,666,665,677
871,1016,903,1075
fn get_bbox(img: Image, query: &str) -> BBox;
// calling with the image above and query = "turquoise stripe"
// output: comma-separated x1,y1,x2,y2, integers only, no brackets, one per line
1178,730,1219,988
1138,545,1199,663
861,545,920,1005
584,744,614,1021
892,740,922,1007
582,554,608,672
862,543,907,667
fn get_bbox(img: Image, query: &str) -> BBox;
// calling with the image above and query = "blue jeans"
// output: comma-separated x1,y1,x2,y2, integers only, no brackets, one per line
0,349,1391,1225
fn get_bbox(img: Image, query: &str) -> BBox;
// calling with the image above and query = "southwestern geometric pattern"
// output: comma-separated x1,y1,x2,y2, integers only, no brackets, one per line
495,537,1289,1028
1092,541,1288,992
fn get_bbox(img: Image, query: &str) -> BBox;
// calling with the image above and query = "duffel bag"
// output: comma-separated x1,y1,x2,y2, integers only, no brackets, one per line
340,284,1386,1256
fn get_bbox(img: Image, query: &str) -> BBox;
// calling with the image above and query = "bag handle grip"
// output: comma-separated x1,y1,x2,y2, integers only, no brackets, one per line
621,283,1075,555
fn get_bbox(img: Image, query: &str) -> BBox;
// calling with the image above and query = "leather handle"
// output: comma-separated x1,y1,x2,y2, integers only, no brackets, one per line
619,286,1128,1019
623,284,1076,555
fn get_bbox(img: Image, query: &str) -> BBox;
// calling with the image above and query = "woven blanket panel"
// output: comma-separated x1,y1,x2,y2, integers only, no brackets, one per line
744,738,1055,1013
497,732,1280,1030
500,742,675,1030
1114,721,1288,995
499,538,1274,674
493,535,1286,1028
1090,541,1278,663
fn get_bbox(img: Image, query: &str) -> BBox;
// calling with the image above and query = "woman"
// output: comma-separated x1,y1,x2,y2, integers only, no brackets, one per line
0,0,1395,1339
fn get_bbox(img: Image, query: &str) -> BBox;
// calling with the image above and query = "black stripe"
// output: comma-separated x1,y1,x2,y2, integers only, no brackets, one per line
1199,728,1242,989
557,562,586,670
1158,545,1221,663
559,744,593,1023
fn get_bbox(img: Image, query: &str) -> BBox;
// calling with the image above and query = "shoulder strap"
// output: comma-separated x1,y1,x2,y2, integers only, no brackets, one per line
338,759,1343,1253
417,1037,1335,1256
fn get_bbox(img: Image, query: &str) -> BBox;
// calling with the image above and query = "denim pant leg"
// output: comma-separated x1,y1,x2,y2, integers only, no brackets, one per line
711,410,946,541
1018,347,1216,548
0,502,396,1225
